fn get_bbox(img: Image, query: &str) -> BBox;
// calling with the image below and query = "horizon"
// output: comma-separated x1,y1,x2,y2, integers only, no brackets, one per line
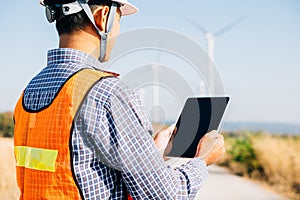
160,120,300,135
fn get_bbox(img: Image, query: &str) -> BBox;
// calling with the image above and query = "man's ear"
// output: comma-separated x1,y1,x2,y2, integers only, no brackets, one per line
93,6,110,32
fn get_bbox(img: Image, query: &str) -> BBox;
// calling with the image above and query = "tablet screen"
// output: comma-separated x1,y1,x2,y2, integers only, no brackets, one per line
165,97,230,158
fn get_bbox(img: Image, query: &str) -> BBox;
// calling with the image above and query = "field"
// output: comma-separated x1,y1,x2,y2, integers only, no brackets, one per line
0,139,19,199
218,131,300,200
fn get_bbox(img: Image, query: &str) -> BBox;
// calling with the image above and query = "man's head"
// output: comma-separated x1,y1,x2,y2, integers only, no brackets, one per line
41,0,138,61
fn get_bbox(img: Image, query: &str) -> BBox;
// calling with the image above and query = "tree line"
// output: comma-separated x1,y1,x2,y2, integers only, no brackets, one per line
0,112,14,138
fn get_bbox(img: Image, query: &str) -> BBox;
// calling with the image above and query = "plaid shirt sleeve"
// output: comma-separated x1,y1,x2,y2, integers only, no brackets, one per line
81,77,208,199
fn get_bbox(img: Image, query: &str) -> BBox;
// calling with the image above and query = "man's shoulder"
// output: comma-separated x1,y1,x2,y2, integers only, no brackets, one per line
88,76,132,105
95,75,128,94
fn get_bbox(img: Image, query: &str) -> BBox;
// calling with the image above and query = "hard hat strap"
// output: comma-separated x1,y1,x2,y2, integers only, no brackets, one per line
78,1,117,62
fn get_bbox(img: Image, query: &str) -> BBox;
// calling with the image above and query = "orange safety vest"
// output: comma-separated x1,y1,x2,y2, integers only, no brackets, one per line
14,69,117,199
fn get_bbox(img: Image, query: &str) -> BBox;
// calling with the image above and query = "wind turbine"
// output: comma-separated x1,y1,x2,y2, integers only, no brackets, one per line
185,15,246,95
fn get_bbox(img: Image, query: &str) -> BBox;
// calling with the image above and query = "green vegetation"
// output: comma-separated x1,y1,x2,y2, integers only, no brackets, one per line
218,131,300,199
0,112,14,138
221,132,264,177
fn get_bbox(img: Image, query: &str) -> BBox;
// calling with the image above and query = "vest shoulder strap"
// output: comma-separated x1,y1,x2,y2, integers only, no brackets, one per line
71,69,115,118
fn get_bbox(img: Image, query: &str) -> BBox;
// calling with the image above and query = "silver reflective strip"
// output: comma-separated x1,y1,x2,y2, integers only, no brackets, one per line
62,1,83,16
101,2,117,61
106,2,117,34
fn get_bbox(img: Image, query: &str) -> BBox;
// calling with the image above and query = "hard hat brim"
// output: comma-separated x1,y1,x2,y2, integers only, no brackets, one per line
119,1,139,16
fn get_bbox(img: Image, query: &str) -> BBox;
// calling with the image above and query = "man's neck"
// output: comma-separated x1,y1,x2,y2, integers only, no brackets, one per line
59,30,100,58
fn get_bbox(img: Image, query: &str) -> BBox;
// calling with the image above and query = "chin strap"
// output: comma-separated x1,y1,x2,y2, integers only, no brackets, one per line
77,0,117,62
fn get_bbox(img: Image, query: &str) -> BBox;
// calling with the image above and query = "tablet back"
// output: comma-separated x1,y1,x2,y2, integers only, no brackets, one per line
165,97,230,158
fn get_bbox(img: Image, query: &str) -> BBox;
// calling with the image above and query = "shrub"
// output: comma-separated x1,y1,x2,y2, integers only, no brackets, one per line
0,112,14,138
220,132,264,177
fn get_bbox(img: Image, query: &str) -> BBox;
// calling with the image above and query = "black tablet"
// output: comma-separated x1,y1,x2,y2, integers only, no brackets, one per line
164,97,230,158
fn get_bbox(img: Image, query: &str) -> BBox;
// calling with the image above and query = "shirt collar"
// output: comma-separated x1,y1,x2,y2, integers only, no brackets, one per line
47,48,105,70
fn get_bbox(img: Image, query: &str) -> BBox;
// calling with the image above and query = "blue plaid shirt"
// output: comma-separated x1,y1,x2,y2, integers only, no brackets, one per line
23,48,208,200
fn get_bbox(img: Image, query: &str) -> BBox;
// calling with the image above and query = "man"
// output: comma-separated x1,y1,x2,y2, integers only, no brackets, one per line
14,0,225,199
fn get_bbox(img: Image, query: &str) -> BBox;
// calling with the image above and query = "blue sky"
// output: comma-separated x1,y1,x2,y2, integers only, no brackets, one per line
1,0,300,124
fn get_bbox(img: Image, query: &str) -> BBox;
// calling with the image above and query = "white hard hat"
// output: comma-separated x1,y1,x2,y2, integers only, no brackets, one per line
40,0,138,16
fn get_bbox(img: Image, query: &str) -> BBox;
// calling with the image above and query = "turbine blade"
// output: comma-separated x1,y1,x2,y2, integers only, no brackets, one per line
214,14,246,37
183,16,207,34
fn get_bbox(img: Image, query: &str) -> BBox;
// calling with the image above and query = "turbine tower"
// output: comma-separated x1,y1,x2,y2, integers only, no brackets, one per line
152,50,162,123
185,15,245,95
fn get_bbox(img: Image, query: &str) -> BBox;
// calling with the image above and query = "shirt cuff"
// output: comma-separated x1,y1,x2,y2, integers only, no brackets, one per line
176,158,209,197
186,158,208,184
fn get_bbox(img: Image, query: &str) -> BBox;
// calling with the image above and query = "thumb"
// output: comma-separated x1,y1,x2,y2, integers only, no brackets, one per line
160,124,176,137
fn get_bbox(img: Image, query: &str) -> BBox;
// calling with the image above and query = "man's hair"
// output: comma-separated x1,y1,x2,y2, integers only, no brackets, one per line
55,0,113,35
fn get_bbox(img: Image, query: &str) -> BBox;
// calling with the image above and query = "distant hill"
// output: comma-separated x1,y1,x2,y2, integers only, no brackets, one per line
163,120,300,135
221,121,300,135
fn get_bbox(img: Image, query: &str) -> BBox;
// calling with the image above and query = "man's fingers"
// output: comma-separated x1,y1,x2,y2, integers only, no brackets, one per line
218,134,224,141
196,134,207,154
214,136,225,155
217,134,224,145
161,124,175,136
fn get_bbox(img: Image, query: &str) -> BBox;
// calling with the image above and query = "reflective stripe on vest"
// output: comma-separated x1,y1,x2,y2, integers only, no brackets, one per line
14,146,58,172
14,69,115,200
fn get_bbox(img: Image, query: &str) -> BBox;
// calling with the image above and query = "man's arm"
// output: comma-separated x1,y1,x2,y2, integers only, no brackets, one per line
81,78,208,199
110,89,208,199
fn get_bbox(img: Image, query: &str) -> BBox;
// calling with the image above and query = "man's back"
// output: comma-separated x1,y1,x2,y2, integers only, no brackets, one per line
20,48,147,198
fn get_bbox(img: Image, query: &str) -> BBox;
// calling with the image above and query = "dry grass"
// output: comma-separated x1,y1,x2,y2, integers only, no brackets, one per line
0,138,20,200
219,132,300,200
253,135,300,199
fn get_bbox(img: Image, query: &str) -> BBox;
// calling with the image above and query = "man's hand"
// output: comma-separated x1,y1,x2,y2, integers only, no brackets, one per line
195,130,225,166
153,124,175,152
